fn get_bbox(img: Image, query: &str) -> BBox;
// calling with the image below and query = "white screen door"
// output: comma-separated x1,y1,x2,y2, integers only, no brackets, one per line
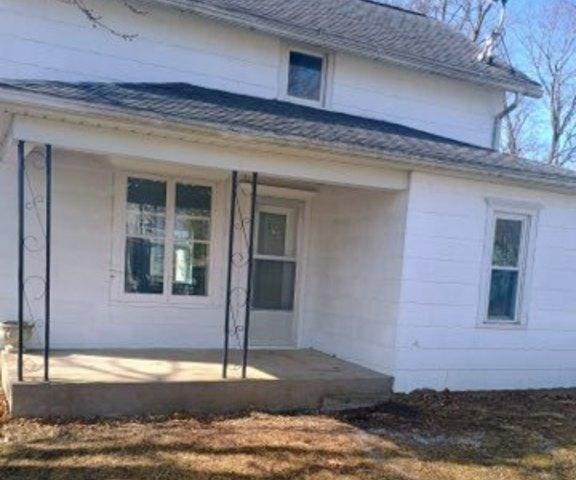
250,204,299,347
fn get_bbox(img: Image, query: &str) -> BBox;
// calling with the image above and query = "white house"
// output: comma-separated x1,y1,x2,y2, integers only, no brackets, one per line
0,0,575,416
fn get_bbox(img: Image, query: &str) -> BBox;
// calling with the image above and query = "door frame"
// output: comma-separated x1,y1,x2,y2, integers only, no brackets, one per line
242,183,315,348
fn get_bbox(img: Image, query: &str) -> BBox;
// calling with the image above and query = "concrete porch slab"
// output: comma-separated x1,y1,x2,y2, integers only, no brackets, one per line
1,349,393,418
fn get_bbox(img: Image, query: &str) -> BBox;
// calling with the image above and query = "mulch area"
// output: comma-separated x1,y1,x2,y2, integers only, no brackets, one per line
1,389,575,479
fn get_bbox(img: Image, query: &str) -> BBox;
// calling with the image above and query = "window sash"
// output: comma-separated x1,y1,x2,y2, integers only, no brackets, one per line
487,267,520,321
287,51,324,101
119,174,214,303
282,46,328,106
485,213,529,324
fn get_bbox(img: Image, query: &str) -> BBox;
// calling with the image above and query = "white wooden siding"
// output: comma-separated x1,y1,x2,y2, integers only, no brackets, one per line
0,147,407,352
2,146,576,392
301,186,408,375
0,0,503,147
394,172,576,392
331,54,503,147
0,149,230,349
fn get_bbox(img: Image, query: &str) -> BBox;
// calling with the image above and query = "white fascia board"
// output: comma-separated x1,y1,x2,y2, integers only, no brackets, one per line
11,115,409,191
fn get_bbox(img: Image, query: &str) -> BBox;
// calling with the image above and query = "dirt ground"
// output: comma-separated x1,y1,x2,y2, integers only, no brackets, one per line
1,389,575,479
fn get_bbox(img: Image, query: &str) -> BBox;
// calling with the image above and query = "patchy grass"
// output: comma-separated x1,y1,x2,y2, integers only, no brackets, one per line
1,389,575,479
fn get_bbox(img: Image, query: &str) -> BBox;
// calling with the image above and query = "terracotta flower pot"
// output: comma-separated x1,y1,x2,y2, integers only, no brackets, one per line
0,321,34,351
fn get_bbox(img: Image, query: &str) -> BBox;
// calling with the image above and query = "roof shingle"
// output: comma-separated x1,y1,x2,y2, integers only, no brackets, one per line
0,80,572,190
147,0,541,96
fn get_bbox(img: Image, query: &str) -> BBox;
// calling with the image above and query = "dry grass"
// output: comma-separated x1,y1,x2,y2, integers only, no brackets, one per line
1,389,575,479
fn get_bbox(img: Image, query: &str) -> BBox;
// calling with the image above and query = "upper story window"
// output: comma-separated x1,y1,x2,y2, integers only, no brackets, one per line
284,49,327,105
123,175,212,300
480,198,540,327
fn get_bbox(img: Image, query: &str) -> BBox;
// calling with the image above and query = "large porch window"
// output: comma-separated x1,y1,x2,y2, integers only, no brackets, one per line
123,175,212,299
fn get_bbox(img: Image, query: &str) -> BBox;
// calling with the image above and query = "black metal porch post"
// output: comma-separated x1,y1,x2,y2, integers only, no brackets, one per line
44,144,52,382
241,172,258,379
222,171,238,379
17,140,25,382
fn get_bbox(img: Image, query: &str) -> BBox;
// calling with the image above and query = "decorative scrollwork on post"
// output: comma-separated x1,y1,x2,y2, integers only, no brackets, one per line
17,144,52,382
222,172,258,378
23,149,48,334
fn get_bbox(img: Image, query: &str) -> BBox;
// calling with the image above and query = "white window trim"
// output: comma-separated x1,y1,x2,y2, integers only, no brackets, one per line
477,197,541,329
110,171,223,308
252,204,299,313
278,44,333,108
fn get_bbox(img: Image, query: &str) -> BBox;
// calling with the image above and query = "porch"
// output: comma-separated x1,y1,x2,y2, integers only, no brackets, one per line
0,85,410,417
1,348,393,417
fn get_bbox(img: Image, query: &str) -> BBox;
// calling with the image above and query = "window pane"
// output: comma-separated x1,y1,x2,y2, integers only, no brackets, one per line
127,178,166,212
125,178,166,294
258,212,287,256
173,183,212,297
176,184,212,217
125,238,165,294
488,269,519,320
288,51,323,101
172,243,209,296
252,260,295,311
126,211,165,238
492,218,523,267
175,218,210,241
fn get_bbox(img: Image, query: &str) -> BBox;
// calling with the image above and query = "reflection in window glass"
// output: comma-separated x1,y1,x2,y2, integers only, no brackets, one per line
124,178,167,294
258,212,287,256
252,260,295,311
488,270,519,319
487,217,525,322
288,51,323,101
172,183,212,296
175,183,212,217
492,219,522,267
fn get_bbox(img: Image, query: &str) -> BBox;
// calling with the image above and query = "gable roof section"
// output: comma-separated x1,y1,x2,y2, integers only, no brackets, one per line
0,81,572,190
143,0,541,97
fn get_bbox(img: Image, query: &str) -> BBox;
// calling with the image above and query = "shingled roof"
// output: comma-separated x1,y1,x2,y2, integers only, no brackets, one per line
0,80,573,190
146,0,541,97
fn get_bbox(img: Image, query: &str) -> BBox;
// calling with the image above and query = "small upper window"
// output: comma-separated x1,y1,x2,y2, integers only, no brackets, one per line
287,51,325,103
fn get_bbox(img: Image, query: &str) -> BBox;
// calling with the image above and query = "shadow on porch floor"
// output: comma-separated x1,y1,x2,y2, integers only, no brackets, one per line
5,348,385,383
1,349,393,418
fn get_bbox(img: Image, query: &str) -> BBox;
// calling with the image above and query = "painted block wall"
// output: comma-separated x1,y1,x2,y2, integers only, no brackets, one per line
0,0,503,147
302,186,408,376
394,172,576,392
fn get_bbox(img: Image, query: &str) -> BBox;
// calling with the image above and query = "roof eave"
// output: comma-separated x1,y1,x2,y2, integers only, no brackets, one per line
0,87,569,193
137,0,543,98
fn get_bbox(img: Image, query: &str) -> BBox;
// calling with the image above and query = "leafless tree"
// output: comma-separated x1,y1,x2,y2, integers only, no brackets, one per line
502,101,538,158
501,0,576,166
395,0,505,45
395,0,576,167
57,0,146,40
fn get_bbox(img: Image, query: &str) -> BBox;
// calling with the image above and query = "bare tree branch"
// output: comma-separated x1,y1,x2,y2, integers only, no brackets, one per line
393,0,504,46
57,0,146,40
392,0,576,167
517,0,576,166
